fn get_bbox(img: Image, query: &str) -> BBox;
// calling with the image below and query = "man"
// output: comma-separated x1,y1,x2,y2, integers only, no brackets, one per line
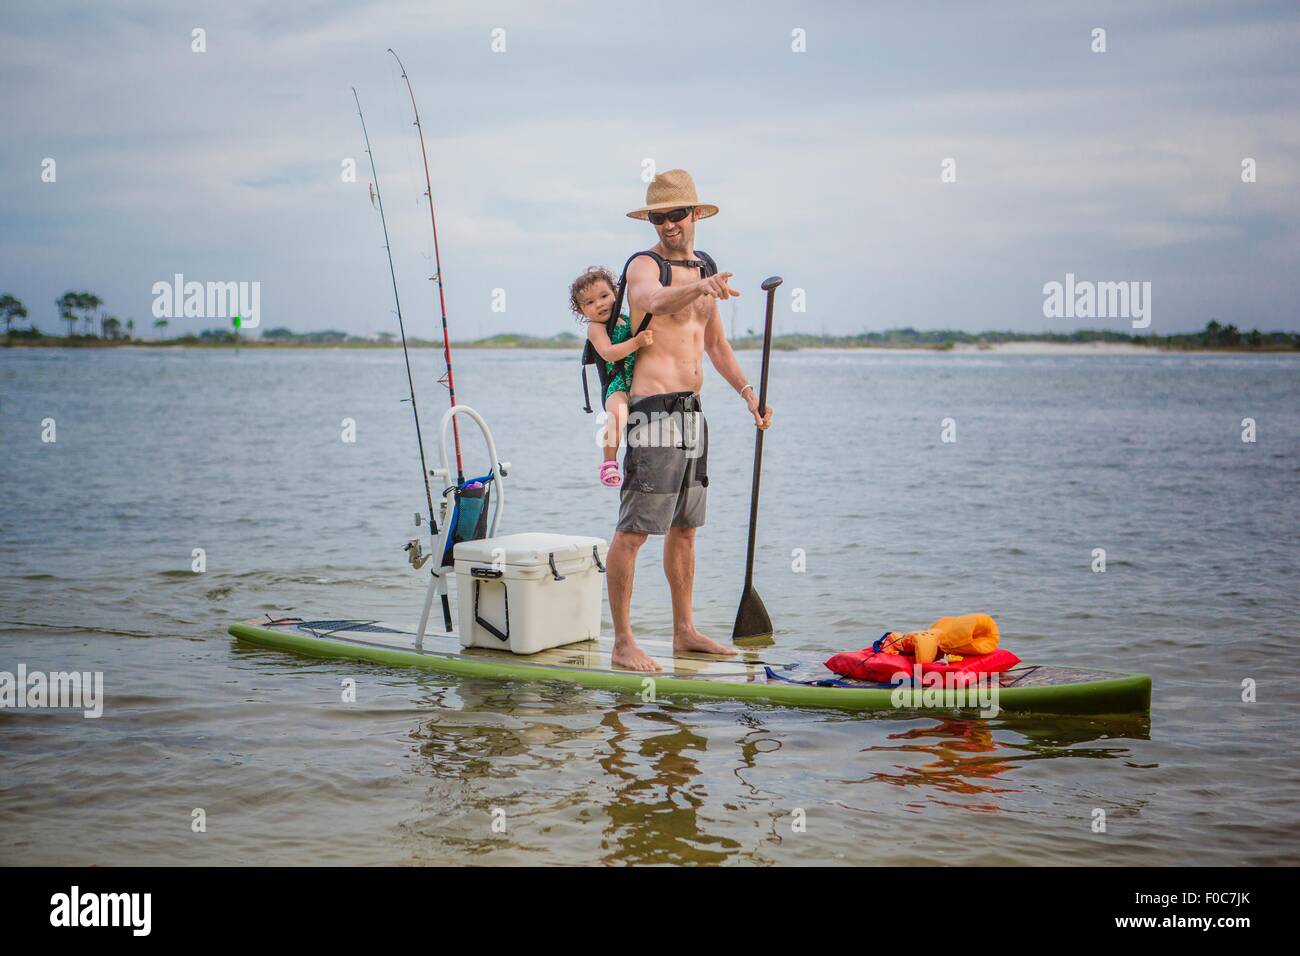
607,169,774,672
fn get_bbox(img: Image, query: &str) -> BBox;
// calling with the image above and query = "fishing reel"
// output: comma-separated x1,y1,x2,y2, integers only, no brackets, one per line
405,511,431,570
404,539,430,570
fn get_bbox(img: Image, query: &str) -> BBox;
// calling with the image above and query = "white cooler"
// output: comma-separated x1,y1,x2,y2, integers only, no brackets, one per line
453,532,609,654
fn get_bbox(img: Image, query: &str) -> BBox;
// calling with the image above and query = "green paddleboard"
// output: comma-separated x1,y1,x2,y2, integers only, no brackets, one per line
229,617,1151,716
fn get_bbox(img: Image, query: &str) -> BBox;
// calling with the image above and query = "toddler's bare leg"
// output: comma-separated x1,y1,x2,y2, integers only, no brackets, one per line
604,392,629,462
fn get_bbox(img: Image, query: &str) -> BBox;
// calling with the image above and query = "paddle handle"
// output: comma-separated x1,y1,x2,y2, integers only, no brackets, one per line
741,277,782,589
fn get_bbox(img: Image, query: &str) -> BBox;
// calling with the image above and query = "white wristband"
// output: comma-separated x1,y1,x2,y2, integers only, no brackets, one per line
740,384,755,399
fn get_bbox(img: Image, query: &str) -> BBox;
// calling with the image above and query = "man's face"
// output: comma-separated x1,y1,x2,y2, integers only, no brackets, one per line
651,206,697,252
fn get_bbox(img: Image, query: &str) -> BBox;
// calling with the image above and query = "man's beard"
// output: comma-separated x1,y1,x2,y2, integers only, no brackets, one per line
662,231,690,254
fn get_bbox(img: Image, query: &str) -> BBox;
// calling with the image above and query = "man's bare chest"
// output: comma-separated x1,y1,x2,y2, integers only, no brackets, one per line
654,300,711,330
659,267,712,325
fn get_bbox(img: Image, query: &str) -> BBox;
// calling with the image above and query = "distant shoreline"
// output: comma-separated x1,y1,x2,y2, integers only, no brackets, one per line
5,333,1297,354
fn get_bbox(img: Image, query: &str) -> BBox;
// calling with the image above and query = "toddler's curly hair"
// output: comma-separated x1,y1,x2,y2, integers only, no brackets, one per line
568,266,618,322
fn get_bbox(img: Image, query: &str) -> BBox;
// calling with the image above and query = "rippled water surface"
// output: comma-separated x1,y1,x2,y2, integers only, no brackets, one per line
2,346,1297,865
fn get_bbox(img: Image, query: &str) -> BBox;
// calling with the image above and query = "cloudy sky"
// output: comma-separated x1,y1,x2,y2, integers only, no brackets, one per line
3,0,1298,338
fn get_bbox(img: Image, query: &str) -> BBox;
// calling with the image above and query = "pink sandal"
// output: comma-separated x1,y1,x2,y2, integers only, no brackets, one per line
599,460,622,487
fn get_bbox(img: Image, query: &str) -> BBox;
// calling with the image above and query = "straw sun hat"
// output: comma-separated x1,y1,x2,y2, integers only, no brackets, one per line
626,168,719,221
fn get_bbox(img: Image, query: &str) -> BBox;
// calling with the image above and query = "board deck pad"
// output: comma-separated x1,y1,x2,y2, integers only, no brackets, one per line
229,616,1151,716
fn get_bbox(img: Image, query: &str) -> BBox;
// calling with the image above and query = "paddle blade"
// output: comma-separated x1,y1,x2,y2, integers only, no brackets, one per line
732,585,774,646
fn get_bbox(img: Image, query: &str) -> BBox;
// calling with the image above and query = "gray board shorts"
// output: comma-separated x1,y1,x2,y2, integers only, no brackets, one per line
616,391,708,535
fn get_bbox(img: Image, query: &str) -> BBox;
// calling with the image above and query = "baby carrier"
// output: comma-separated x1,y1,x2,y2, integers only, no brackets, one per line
580,249,717,412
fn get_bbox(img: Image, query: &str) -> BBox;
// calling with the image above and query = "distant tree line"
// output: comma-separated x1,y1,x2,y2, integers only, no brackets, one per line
261,327,354,343
1,290,169,341
3,292,1296,351
743,321,1298,350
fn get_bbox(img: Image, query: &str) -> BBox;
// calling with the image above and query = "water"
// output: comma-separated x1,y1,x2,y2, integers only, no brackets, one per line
1,346,1297,865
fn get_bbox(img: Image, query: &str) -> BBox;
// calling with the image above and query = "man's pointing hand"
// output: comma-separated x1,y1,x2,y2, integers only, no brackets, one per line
698,272,740,300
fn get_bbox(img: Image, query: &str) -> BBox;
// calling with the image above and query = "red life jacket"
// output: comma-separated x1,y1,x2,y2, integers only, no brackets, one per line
826,643,1022,684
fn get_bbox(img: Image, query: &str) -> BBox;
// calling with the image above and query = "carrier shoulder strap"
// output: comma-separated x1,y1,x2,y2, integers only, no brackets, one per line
581,249,717,413
606,250,665,336
626,249,714,335
579,251,664,413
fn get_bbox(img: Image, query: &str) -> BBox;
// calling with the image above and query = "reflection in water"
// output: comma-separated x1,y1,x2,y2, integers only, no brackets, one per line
401,677,1156,863
403,680,620,860
406,680,803,865
860,715,1153,807
595,706,741,865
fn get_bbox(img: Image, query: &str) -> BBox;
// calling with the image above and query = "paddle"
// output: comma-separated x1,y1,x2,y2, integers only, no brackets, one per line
732,276,782,646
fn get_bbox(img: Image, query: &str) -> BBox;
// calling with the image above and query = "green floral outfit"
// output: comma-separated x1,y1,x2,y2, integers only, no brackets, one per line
604,315,635,400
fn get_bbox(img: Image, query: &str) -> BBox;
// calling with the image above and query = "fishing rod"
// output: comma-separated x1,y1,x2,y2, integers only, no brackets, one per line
387,48,465,486
352,86,438,535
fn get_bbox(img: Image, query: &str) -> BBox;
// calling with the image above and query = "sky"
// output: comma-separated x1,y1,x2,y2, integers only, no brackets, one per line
2,0,1298,339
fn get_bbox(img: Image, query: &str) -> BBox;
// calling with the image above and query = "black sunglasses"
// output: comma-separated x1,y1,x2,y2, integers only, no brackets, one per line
647,206,694,225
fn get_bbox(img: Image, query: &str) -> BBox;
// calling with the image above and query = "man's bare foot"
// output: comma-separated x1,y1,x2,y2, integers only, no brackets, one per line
611,635,661,672
673,628,738,656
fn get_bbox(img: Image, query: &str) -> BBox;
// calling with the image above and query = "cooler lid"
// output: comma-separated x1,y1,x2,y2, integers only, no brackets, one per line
453,532,608,568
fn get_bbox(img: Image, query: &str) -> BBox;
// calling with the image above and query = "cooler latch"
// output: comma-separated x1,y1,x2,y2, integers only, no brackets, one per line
547,552,566,582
